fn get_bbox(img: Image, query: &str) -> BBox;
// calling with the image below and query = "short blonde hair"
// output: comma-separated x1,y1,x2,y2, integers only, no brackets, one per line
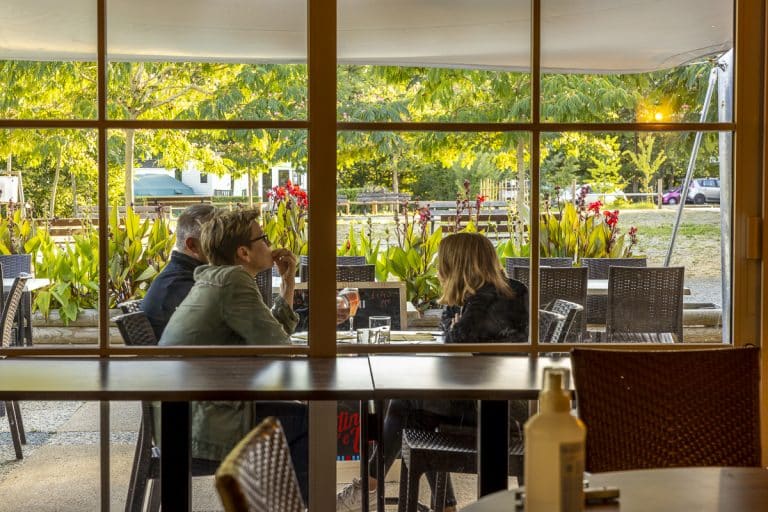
200,209,260,265
437,233,513,306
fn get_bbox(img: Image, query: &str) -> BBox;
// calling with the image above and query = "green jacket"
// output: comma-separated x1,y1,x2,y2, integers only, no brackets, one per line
159,264,298,461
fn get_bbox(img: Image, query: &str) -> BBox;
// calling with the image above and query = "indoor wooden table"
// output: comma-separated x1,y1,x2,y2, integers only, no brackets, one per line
0,356,374,512
367,354,573,510
460,467,768,511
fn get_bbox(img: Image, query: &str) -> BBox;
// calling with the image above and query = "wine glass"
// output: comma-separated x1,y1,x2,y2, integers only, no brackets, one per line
336,295,351,326
339,287,360,333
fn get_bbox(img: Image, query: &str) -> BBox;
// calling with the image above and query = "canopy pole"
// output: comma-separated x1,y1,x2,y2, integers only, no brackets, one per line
717,50,733,344
664,64,719,266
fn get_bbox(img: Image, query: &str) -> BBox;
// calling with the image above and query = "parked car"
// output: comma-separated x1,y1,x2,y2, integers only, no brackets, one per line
687,177,720,204
662,186,683,205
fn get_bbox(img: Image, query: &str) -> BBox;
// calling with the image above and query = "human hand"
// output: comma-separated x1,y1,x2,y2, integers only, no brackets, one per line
271,248,297,280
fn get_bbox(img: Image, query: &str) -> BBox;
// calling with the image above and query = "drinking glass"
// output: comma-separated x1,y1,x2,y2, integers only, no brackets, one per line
336,295,351,326
369,315,391,344
339,287,360,333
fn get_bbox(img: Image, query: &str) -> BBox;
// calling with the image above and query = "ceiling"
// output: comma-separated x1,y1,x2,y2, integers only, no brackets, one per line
0,0,733,73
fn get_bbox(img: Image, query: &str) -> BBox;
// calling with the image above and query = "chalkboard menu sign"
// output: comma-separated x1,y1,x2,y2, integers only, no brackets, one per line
292,281,407,332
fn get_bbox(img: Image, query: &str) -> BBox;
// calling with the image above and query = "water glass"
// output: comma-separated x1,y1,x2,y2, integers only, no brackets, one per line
356,328,372,344
368,316,391,344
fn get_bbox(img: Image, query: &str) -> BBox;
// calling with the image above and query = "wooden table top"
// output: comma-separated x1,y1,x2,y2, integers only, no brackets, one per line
462,467,768,511
0,357,374,401
369,355,573,399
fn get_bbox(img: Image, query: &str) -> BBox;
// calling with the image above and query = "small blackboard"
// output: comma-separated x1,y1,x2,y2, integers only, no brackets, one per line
292,281,407,332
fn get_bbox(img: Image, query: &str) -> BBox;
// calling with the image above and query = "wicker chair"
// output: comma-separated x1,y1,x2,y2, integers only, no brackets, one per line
512,266,588,341
1,273,30,459
605,266,685,343
547,300,583,343
216,417,305,512
0,254,32,346
301,262,375,283
571,347,761,473
582,257,647,324
504,257,572,275
255,268,274,308
298,256,367,282
538,309,564,343
117,299,143,314
398,400,529,512
112,310,161,512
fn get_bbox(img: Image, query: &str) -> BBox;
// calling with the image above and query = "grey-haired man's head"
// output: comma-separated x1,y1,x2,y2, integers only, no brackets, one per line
175,204,216,261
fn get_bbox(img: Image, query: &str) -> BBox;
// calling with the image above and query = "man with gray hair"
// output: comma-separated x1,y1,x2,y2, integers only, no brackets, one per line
142,203,216,338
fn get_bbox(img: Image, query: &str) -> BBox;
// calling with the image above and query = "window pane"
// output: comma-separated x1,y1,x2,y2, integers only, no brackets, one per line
0,2,97,119
541,1,733,123
108,128,307,347
338,0,531,122
0,129,101,352
537,131,730,343
107,0,307,120
338,130,531,344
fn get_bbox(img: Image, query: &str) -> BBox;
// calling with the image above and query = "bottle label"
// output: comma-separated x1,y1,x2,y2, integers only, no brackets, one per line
560,442,585,511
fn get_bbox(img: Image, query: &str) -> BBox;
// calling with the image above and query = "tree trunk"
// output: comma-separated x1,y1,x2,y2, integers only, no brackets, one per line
71,170,79,217
124,128,135,206
516,138,526,214
248,169,254,207
49,145,64,217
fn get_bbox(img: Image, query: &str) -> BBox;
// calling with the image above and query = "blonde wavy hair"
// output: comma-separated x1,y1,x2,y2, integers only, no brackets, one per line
437,232,514,306
200,209,260,265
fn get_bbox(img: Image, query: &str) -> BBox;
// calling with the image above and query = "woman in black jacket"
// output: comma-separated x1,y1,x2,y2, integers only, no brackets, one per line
337,233,528,512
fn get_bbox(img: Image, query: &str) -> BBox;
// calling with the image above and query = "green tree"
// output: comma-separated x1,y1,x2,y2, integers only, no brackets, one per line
624,135,667,193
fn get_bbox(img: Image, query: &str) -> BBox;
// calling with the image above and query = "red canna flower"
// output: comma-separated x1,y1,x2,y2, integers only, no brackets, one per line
587,200,602,214
603,209,620,228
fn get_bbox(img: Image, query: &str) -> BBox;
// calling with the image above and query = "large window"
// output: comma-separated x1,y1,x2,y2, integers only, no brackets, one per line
0,0,763,509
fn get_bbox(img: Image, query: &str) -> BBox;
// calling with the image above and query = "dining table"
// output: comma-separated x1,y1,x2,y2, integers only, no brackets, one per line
367,354,573,511
2,277,50,293
460,467,768,511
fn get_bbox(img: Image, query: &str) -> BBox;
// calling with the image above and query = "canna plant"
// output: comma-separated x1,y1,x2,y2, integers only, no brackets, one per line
262,180,309,256
107,206,176,307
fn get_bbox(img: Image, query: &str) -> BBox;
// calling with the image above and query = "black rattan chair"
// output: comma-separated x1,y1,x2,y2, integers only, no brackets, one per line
117,299,143,314
512,266,588,341
504,257,572,275
0,254,32,346
605,266,685,343
572,347,760,472
299,256,369,282
255,268,274,308
547,299,583,343
216,417,305,512
582,257,647,324
1,273,31,459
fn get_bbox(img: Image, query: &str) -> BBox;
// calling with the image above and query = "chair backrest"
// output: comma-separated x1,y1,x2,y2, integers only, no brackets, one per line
215,417,305,512
0,254,31,277
606,266,685,343
512,267,588,340
505,257,572,276
117,299,143,314
538,309,564,342
336,264,375,282
0,273,30,347
571,347,761,472
547,299,583,343
300,261,376,283
113,311,159,346
254,268,274,308
581,257,647,278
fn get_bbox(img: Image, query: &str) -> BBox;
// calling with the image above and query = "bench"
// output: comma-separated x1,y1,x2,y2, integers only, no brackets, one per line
337,195,350,215
355,192,411,214
44,206,171,237
415,200,512,232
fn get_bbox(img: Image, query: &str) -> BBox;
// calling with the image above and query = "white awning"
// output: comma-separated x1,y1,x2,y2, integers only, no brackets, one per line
0,0,732,73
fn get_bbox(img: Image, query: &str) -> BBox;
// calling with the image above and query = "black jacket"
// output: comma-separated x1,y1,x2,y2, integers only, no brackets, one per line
141,251,203,339
441,278,528,343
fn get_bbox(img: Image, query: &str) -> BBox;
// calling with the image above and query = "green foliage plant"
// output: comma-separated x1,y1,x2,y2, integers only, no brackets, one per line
337,218,381,268
262,180,308,256
380,203,443,311
0,204,37,255
27,226,99,323
107,206,176,307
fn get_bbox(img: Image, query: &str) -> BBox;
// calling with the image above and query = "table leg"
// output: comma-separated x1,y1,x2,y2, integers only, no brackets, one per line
161,401,191,512
376,400,385,512
477,400,508,497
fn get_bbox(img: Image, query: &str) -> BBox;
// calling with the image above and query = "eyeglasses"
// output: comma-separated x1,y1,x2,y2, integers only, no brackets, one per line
250,234,271,247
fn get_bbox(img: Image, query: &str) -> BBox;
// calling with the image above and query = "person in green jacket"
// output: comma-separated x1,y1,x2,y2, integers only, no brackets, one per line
159,208,308,499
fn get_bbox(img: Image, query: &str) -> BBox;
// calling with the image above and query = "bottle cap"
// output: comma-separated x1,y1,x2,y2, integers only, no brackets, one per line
540,367,571,412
